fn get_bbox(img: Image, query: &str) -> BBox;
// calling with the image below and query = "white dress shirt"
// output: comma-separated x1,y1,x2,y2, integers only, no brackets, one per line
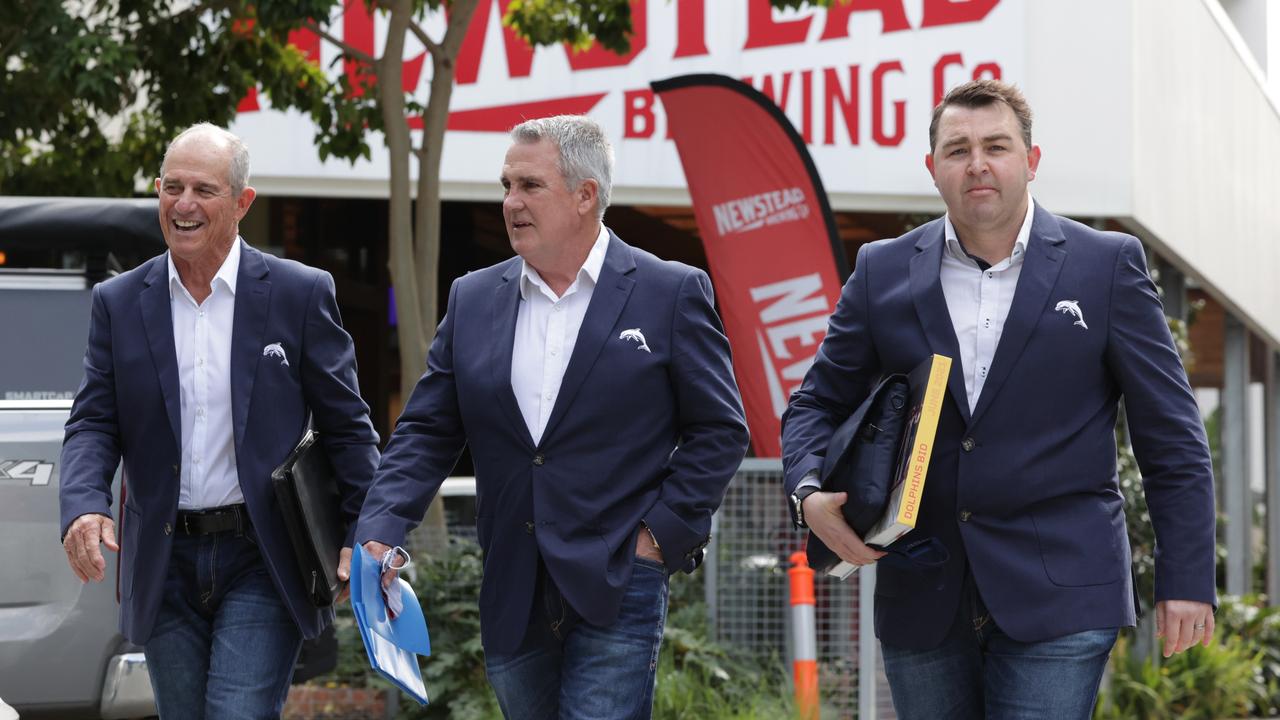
168,240,242,510
939,196,1036,412
796,198,1036,492
512,226,610,445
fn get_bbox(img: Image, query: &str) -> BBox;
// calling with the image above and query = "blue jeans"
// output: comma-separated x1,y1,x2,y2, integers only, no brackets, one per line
881,571,1118,720
143,528,303,720
485,556,670,720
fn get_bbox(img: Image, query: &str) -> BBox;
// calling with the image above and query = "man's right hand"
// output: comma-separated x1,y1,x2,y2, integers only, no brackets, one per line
64,513,119,583
361,540,406,590
803,491,886,568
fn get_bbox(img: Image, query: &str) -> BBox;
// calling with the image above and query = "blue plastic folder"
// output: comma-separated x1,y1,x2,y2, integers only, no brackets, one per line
351,545,431,705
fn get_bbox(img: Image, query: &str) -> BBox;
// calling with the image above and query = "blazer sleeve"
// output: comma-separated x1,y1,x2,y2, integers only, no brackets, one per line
781,242,882,497
59,283,122,538
1105,236,1217,607
299,271,381,548
355,278,469,549
643,269,750,573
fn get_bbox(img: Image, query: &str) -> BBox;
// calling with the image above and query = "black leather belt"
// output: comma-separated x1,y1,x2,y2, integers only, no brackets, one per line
176,504,249,536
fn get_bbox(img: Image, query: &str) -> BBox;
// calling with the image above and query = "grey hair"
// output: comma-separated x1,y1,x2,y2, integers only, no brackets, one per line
161,123,251,195
510,115,613,220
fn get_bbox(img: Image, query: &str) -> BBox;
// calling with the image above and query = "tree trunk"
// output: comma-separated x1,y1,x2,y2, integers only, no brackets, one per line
404,0,480,551
414,0,479,350
379,0,426,408
379,0,449,551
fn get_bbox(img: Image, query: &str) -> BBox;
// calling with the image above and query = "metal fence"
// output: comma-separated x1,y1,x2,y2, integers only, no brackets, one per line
705,459,896,720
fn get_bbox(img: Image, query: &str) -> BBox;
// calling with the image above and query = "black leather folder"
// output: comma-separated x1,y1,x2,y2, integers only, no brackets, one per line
806,355,952,578
806,373,910,575
272,428,344,607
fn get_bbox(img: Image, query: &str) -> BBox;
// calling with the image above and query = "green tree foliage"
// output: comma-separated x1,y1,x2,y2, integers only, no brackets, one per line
0,0,327,196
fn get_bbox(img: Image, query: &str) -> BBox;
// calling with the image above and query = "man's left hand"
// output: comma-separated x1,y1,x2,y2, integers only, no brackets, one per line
335,547,353,604
1155,599,1215,657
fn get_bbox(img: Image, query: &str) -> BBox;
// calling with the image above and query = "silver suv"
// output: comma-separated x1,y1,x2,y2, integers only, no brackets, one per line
1,319,157,716
0,198,166,718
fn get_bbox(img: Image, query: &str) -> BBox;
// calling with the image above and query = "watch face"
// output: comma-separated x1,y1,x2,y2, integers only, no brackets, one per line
792,492,806,525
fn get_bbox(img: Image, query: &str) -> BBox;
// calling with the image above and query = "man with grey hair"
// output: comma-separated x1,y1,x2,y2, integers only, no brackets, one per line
357,114,749,719
60,123,379,718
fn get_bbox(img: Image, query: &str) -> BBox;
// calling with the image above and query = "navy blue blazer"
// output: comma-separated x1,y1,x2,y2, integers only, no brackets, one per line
60,241,379,643
781,204,1216,649
356,232,749,654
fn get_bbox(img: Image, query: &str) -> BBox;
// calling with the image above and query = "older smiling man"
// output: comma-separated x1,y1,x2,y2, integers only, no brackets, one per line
60,123,379,719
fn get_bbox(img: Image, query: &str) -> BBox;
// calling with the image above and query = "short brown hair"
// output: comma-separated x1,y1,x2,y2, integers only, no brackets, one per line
929,80,1033,154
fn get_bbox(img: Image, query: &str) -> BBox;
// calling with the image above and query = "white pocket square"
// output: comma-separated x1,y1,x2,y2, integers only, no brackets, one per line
263,342,290,366
619,328,651,353
1054,300,1088,330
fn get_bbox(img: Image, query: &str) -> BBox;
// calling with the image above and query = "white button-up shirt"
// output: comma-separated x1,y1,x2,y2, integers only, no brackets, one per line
511,226,610,445
939,196,1036,412
168,240,242,510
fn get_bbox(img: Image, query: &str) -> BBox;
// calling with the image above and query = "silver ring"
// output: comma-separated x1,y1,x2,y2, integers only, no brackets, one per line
1193,623,1206,630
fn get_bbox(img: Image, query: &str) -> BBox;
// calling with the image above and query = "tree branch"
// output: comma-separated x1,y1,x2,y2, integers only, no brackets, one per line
439,0,480,58
407,19,441,57
303,18,376,65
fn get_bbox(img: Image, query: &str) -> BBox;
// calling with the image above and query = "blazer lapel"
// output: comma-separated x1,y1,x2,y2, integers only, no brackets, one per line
230,242,271,454
967,204,1067,428
909,224,970,425
492,261,536,450
139,258,182,447
539,233,636,442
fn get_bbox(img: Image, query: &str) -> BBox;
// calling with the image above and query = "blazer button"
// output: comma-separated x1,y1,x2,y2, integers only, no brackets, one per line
959,510,972,522
525,521,535,535
172,464,179,475
164,523,173,535
533,454,545,466
961,438,976,452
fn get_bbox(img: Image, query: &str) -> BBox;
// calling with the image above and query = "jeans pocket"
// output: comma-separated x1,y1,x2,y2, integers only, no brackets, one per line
633,555,669,574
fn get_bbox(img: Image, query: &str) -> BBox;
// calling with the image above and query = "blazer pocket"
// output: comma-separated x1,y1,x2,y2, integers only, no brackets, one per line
1031,497,1124,587
120,503,141,600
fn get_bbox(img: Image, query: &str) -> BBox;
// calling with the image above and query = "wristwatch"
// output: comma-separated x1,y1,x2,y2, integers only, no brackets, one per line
790,486,821,529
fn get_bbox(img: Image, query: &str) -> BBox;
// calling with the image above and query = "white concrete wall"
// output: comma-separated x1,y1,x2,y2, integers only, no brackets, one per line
1022,0,1134,219
1129,0,1280,346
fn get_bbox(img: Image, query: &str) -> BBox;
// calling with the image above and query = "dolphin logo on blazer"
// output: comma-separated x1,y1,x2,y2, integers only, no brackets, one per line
263,342,290,366
619,328,651,353
1054,300,1088,330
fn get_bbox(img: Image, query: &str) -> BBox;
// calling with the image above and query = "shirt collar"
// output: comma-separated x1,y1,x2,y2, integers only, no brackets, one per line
943,195,1036,265
168,237,242,300
520,225,610,301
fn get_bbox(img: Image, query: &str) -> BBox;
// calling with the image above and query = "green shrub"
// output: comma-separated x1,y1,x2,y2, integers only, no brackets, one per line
653,588,795,719
398,537,500,720
1096,630,1265,719
1214,594,1280,716
313,539,795,719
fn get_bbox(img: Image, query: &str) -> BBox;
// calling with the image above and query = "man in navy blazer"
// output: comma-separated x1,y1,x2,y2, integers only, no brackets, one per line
782,81,1216,719
60,124,379,718
357,115,749,719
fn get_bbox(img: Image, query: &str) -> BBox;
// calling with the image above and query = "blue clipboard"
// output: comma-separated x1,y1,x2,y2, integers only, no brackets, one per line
350,545,431,705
